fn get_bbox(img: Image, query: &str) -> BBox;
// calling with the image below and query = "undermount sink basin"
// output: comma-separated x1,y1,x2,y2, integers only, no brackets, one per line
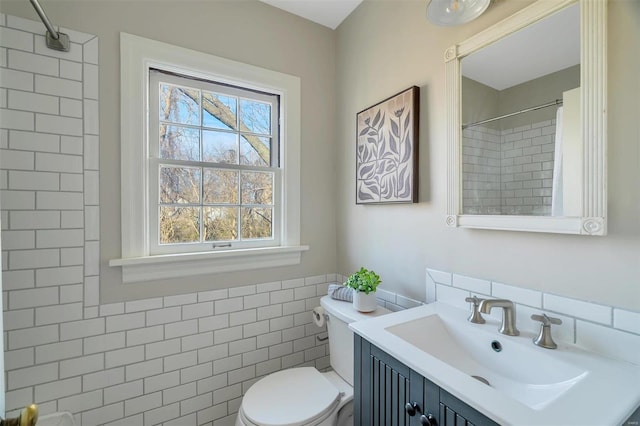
349,301,640,425
385,311,586,410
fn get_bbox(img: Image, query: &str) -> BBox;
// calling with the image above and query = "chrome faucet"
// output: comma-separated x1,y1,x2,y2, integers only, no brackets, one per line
478,299,520,336
531,313,562,349
465,296,485,324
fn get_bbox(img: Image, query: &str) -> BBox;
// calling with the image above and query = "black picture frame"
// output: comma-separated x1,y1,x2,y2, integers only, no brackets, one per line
356,86,419,204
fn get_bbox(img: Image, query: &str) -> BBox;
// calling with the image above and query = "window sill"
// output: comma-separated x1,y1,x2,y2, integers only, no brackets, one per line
109,245,309,283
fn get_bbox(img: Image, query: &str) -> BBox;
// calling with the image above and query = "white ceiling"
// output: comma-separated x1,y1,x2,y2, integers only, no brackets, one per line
462,3,580,90
257,1,579,89
258,0,363,29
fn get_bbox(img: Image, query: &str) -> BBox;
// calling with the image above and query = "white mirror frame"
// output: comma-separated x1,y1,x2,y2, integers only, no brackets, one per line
446,0,607,235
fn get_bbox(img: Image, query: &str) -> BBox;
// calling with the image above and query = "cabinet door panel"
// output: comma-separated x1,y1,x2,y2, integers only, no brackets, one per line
440,390,498,426
440,403,475,426
356,335,410,426
371,354,410,426
354,334,370,425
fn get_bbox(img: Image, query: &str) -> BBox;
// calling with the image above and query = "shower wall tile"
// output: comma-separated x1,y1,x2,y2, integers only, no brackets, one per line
5,14,39,34
0,68,34,92
35,75,83,99
0,27,33,52
0,109,33,131
60,59,82,80
461,120,556,215
8,50,59,76
9,130,59,152
60,135,83,155
36,191,83,210
36,114,83,136
8,90,59,114
0,150,33,171
500,120,556,215
35,152,82,173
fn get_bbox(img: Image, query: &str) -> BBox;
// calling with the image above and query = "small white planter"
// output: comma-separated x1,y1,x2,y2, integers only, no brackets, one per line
353,291,377,312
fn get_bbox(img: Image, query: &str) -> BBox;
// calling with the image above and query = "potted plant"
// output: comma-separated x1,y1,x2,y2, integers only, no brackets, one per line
345,267,381,312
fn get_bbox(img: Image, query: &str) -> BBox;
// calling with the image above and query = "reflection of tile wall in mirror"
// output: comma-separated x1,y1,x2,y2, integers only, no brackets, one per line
461,62,579,216
461,118,556,216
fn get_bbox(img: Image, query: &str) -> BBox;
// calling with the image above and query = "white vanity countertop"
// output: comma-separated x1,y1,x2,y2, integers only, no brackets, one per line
349,302,640,426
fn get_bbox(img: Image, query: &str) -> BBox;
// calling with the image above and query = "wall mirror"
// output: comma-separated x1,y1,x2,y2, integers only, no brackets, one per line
445,0,607,235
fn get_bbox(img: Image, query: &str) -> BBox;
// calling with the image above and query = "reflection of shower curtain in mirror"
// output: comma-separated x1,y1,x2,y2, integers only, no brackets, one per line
551,107,564,216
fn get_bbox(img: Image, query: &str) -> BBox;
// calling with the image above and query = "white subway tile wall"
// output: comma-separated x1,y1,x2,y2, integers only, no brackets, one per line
3,269,335,426
461,127,502,215
1,14,102,421
461,120,556,215
426,268,640,366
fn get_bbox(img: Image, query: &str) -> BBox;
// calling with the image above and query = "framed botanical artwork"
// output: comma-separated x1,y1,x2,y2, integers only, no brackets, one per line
356,86,419,204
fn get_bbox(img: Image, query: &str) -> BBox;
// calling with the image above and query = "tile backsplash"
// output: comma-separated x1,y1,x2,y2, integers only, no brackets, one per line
426,268,640,366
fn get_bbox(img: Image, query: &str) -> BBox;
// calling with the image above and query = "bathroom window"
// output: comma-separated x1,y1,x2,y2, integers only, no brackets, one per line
114,34,306,283
148,69,280,254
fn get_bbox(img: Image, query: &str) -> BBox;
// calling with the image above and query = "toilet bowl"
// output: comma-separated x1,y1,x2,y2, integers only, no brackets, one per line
235,367,349,426
235,295,389,426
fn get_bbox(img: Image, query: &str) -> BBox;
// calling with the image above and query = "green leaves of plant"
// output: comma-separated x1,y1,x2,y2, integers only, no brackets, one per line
344,267,381,295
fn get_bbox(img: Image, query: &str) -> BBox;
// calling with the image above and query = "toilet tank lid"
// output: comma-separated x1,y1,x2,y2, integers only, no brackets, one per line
242,367,340,426
320,295,390,324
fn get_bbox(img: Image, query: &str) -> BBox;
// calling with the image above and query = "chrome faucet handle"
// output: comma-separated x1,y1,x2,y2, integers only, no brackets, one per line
465,296,486,324
531,314,562,349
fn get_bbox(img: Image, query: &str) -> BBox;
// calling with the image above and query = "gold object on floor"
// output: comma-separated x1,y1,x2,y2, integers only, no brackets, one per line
0,404,39,426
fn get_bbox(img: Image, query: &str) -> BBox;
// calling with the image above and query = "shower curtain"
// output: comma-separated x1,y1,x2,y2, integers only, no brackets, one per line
551,107,564,216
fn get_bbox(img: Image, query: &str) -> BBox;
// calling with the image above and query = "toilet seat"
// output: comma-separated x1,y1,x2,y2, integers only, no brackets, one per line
240,367,341,426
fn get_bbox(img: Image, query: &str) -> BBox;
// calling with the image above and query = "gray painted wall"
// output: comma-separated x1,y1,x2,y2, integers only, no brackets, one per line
0,0,339,303
335,0,640,311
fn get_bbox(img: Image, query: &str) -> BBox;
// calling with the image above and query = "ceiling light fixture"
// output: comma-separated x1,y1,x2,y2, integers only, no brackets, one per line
426,0,491,26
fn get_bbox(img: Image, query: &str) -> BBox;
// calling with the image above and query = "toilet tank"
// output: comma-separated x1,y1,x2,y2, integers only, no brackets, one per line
320,295,389,386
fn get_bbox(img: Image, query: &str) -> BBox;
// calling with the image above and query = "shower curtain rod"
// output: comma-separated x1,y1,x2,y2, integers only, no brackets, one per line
462,98,563,130
29,0,70,52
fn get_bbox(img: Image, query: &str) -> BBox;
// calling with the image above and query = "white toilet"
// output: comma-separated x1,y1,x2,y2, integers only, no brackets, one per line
235,295,389,426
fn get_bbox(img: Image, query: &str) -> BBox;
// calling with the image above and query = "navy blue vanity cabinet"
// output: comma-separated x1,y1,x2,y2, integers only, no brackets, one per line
439,389,498,426
354,335,498,426
354,335,438,426
354,333,405,425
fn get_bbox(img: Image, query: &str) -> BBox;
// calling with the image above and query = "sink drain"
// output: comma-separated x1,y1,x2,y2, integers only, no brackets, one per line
471,375,491,386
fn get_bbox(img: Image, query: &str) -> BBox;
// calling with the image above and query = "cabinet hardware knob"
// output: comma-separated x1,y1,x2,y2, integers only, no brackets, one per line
405,401,420,416
420,414,437,426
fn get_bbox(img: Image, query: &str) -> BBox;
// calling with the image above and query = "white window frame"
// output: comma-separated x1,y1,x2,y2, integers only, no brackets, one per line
110,33,307,283
148,70,281,254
